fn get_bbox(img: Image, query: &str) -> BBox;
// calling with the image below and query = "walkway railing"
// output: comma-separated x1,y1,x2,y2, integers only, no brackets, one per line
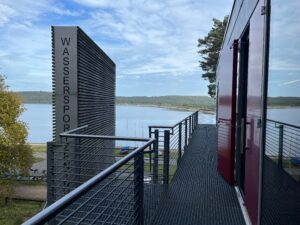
24,126,156,225
149,111,198,183
23,111,199,225
266,119,300,182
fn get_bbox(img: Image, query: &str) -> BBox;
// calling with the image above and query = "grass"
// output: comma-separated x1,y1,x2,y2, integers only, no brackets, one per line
30,144,46,153
270,157,300,182
2,179,47,187
0,199,42,225
116,148,179,182
33,157,45,163
15,180,46,186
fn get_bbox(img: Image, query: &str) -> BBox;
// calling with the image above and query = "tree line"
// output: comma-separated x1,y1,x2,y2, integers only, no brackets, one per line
17,91,300,108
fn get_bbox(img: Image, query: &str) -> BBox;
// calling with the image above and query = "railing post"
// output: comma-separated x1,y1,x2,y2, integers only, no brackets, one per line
148,127,152,172
191,115,194,132
75,138,80,183
163,130,170,184
189,116,192,137
278,124,284,168
47,142,55,206
134,151,144,225
195,113,197,128
191,114,194,131
178,123,182,162
185,119,188,148
153,129,159,183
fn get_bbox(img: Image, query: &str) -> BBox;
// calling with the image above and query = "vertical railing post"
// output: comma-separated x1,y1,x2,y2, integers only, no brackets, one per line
193,113,195,130
195,113,196,129
163,130,170,184
278,124,284,168
47,142,54,206
134,151,144,225
189,116,192,137
148,127,152,172
191,114,194,132
196,111,199,125
153,129,159,183
185,119,188,148
178,123,182,162
47,142,58,225
75,138,80,183
195,112,197,128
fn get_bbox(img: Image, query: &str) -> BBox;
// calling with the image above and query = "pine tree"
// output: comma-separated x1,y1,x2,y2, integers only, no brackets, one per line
198,16,228,98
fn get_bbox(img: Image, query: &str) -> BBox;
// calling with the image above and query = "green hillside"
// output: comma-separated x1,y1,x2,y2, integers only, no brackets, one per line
268,97,300,107
116,96,215,111
16,91,300,111
17,92,215,111
17,91,52,104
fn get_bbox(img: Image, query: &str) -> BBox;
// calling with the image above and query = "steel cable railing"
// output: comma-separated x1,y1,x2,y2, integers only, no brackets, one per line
24,111,199,225
23,126,156,225
148,111,199,183
266,119,300,182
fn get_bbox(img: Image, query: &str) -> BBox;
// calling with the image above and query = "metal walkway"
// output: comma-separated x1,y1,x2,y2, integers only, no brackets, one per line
150,124,246,225
261,157,300,224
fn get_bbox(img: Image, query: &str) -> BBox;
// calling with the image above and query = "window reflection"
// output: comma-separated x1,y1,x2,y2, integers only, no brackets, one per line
262,1,300,224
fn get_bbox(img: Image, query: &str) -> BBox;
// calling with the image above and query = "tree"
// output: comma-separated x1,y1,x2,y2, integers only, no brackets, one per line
198,16,228,98
0,75,32,199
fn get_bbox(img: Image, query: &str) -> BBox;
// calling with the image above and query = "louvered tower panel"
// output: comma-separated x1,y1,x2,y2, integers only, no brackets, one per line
48,26,115,205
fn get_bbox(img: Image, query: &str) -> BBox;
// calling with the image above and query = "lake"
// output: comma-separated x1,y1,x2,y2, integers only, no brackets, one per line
21,104,216,143
267,107,300,126
20,104,300,143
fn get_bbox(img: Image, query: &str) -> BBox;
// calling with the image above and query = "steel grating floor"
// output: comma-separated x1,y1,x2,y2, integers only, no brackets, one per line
149,124,246,225
260,157,300,225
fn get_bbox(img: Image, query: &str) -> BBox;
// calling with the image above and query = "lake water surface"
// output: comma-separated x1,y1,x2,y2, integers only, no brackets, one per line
20,104,300,143
21,104,216,143
267,107,300,126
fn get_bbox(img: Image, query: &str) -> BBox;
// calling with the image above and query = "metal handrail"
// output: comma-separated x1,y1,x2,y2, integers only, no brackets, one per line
149,110,199,129
266,118,300,129
148,111,199,183
265,118,300,181
61,133,151,142
60,125,151,142
23,135,155,225
60,125,89,135
25,112,199,224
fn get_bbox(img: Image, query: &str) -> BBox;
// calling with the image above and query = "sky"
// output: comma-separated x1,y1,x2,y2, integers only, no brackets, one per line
267,1,300,97
0,0,233,96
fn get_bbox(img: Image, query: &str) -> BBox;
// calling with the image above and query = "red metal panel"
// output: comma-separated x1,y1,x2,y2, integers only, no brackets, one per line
244,1,266,224
217,40,238,185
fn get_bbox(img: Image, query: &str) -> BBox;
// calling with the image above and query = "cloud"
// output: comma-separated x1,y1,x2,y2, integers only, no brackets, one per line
0,0,232,95
0,3,16,25
278,79,300,86
74,0,231,81
50,6,81,17
0,0,82,91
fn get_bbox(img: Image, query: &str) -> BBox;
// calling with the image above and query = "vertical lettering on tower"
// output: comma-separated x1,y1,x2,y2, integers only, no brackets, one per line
53,27,78,140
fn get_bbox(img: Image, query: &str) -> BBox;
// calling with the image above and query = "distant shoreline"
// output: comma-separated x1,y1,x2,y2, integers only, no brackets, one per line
23,101,300,111
23,102,300,114
23,102,216,114
116,103,216,114
17,92,300,109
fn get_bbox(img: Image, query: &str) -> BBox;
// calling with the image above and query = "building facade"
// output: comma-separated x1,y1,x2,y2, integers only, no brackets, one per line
217,0,300,224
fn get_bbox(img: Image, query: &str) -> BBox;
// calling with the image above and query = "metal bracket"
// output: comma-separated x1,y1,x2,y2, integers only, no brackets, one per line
257,118,262,128
261,6,266,15
275,123,284,129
